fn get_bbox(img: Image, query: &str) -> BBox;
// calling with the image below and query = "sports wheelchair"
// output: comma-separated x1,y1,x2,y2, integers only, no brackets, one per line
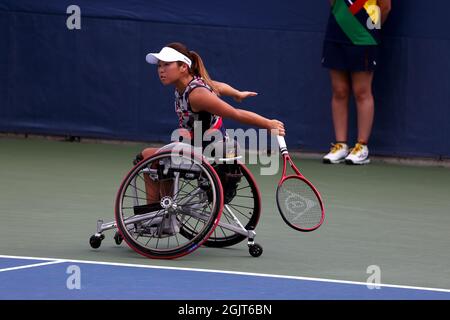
89,142,263,259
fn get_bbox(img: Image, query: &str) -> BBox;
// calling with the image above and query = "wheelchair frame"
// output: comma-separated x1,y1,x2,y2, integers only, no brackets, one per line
89,143,263,259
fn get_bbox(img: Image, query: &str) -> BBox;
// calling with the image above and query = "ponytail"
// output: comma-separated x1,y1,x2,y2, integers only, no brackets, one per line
188,50,218,94
166,42,218,94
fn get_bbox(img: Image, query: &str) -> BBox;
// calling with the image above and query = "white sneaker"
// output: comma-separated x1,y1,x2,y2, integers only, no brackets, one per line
345,143,370,165
323,143,349,164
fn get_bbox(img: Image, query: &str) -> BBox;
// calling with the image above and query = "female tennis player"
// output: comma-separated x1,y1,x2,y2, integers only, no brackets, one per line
138,42,285,203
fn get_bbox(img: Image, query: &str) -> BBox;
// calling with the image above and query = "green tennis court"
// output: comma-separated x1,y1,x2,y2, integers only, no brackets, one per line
1,136,449,291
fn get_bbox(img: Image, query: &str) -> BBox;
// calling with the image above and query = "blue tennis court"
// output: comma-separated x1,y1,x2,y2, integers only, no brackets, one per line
1,255,449,300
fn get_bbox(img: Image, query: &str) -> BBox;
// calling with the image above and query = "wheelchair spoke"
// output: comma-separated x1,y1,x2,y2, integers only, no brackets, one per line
180,206,209,235
144,233,155,247
123,194,149,202
176,179,200,196
185,214,202,234
155,235,160,249
226,203,254,210
127,179,150,199
171,176,191,200
227,203,252,220
167,175,201,201
236,185,251,191
182,216,197,232
221,209,234,225
174,233,180,247
232,194,254,199
214,225,231,239
135,170,149,185
218,226,228,238
180,201,207,207
212,226,228,240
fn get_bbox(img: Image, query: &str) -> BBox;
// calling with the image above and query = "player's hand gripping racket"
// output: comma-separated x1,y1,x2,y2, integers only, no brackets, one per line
276,136,325,232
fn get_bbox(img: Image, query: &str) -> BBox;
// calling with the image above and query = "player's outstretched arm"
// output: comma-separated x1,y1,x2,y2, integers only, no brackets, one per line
189,87,285,136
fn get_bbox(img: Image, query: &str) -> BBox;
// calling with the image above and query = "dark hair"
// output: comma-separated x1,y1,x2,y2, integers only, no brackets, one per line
166,42,218,94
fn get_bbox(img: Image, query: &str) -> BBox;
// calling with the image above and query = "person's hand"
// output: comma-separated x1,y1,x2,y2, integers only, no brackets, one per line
268,119,285,136
233,91,258,103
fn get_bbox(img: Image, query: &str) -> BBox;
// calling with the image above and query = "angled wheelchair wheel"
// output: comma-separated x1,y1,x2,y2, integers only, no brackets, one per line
179,162,261,248
115,150,224,259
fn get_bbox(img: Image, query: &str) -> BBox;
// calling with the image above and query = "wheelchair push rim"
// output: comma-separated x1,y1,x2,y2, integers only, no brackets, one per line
114,150,224,259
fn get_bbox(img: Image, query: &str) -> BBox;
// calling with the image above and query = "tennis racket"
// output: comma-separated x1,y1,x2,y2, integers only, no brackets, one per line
276,136,325,232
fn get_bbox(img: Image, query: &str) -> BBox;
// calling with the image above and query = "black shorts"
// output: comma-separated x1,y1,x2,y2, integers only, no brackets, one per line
321,41,379,72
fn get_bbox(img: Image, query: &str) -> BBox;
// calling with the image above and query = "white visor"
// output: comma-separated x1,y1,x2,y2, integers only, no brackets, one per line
145,47,192,68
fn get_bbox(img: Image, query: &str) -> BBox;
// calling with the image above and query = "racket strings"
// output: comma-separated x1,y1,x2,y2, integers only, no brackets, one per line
277,178,322,229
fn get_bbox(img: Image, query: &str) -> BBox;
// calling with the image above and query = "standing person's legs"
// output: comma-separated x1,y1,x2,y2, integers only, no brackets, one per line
351,71,374,145
323,69,352,164
344,71,374,165
330,70,351,143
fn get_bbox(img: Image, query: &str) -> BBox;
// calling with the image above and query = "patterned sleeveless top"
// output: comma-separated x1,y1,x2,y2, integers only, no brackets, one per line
174,77,226,144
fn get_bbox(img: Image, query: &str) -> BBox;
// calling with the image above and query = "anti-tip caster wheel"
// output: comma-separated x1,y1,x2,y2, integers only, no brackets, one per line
249,243,263,257
113,231,123,245
89,234,104,249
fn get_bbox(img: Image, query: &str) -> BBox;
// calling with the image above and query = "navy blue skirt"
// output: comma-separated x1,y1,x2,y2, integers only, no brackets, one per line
322,41,379,72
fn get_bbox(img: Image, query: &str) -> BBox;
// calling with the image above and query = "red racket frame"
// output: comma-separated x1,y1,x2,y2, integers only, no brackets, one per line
276,149,325,232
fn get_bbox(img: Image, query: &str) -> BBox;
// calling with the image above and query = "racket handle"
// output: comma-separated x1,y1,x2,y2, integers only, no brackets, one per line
277,135,288,155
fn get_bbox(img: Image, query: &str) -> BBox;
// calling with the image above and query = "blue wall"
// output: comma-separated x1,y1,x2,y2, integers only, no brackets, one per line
0,0,449,158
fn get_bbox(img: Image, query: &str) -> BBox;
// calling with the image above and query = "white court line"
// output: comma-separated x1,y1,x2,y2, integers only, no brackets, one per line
0,260,65,273
1,254,450,294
